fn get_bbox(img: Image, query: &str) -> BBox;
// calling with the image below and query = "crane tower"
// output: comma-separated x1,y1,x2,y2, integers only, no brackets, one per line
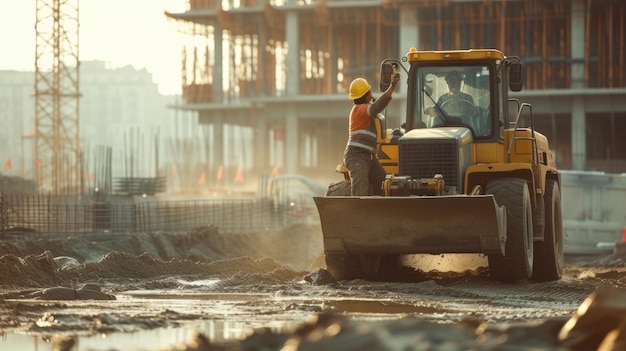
34,0,81,194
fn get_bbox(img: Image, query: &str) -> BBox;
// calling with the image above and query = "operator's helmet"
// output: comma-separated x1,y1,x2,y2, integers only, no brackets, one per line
348,78,371,100
445,71,464,82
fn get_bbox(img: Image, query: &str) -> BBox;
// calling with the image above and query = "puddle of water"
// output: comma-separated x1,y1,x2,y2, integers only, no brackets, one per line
128,292,451,315
128,291,453,314
1,318,293,351
177,278,221,286
305,299,451,314
127,292,267,301
1,293,453,351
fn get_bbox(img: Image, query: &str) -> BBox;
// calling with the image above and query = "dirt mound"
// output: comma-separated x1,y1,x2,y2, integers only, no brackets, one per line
0,224,322,268
77,253,303,281
0,224,321,289
0,250,308,290
0,251,60,287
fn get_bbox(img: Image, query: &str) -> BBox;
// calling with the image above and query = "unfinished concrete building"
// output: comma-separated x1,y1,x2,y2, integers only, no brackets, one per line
165,0,626,185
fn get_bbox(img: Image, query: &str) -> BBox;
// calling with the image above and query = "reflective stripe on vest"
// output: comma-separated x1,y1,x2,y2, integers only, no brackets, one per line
348,128,376,153
347,103,378,153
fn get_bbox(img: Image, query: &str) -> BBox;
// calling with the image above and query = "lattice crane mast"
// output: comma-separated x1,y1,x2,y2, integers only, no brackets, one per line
34,0,81,194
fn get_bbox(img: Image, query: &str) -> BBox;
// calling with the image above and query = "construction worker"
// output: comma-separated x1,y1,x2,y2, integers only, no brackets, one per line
343,71,400,196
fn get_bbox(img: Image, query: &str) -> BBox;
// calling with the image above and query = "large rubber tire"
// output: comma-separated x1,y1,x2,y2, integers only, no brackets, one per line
324,253,381,281
486,178,534,282
375,254,403,280
532,179,564,281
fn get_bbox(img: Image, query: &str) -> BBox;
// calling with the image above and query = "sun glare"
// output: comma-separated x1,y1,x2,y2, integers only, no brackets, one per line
0,0,186,95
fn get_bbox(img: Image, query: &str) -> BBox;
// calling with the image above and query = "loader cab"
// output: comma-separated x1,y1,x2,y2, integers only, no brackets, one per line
380,49,522,143
415,65,495,138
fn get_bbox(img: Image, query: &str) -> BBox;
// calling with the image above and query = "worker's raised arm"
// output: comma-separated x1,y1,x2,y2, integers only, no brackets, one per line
369,71,400,117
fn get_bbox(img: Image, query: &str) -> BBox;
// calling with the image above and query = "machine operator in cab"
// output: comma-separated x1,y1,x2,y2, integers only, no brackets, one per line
437,71,475,108
343,70,400,196
425,70,479,129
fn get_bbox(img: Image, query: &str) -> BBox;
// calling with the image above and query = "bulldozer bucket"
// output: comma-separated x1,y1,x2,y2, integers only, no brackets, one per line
313,195,506,256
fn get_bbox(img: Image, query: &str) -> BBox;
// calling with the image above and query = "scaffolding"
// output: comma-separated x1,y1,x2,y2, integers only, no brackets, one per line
162,0,626,179
169,0,625,105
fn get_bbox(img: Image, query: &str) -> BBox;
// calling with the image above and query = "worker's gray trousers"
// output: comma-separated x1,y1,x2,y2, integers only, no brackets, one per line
343,146,386,196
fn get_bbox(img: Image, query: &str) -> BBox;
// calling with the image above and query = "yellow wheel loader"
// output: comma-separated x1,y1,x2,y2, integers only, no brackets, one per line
315,49,564,283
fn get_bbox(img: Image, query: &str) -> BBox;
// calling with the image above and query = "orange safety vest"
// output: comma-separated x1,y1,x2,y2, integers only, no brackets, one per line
347,104,377,153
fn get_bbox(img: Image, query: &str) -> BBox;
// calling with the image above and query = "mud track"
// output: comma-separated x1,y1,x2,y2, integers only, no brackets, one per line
1,224,625,350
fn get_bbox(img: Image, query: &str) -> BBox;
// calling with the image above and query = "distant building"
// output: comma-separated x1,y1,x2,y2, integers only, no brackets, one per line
0,70,36,176
81,61,159,148
0,61,180,181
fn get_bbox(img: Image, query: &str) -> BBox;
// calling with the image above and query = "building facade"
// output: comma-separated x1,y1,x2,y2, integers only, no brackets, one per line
166,0,626,184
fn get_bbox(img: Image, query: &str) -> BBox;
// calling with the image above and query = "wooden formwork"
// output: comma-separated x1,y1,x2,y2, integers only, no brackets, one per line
173,0,625,103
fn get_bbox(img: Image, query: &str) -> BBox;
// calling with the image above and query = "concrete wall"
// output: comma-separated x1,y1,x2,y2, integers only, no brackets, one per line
561,170,626,254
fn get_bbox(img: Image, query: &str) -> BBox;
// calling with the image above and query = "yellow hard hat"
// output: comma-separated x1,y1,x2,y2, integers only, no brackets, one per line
348,78,371,100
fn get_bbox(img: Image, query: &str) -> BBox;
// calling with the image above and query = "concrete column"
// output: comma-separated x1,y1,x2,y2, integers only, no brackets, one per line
257,15,269,96
570,0,585,89
399,8,419,55
285,9,299,96
285,104,299,174
213,116,224,178
571,98,586,170
253,104,269,175
284,2,299,173
213,24,223,102
571,0,586,170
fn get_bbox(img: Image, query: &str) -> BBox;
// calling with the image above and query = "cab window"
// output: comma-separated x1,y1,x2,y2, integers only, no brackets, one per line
417,66,491,138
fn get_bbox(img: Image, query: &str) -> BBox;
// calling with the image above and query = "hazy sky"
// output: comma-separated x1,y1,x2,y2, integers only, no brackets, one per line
0,0,186,95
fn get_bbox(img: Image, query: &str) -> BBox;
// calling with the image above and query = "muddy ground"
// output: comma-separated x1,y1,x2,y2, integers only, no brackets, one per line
1,224,626,351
